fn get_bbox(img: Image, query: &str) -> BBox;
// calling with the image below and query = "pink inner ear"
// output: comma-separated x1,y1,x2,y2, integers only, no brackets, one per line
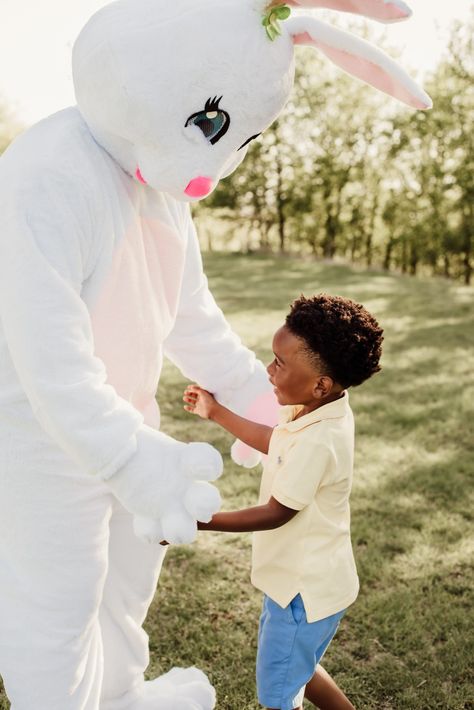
291,0,410,22
293,33,428,109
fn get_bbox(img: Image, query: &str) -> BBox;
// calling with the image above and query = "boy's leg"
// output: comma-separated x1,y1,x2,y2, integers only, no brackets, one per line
304,664,355,710
257,595,351,710
0,459,112,710
265,662,354,710
99,500,216,710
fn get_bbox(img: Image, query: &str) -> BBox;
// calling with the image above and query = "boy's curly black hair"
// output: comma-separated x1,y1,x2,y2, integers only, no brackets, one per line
285,294,383,388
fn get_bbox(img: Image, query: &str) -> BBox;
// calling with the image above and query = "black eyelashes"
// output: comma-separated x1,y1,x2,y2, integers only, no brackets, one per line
205,96,223,112
238,133,262,151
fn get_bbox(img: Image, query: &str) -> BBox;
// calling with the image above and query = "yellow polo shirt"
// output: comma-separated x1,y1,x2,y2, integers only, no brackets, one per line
251,391,359,622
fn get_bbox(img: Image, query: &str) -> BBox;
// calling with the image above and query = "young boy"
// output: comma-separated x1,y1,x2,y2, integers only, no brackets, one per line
183,294,383,710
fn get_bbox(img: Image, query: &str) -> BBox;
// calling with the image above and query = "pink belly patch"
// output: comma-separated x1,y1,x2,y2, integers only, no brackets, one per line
90,217,186,424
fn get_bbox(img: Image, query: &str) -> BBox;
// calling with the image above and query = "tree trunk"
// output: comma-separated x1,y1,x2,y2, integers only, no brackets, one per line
259,222,269,251
323,212,337,258
275,155,286,253
366,192,379,267
409,244,418,275
401,236,408,274
350,225,362,263
383,234,395,271
323,185,339,259
443,252,451,279
462,203,472,285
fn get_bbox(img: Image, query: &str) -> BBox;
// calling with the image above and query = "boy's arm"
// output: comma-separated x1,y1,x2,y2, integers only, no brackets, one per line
184,384,273,454
211,403,273,455
198,496,297,533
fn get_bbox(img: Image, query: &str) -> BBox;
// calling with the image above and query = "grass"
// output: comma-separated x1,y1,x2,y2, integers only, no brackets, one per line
1,253,473,709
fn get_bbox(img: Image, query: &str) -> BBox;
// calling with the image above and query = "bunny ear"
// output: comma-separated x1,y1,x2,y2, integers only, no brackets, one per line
287,16,432,109
282,0,412,23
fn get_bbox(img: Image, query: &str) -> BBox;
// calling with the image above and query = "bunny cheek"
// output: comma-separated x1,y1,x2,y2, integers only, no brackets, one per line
184,177,214,199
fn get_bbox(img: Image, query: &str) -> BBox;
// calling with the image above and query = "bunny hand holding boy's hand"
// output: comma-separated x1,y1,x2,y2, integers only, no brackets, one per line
106,426,222,545
183,384,219,420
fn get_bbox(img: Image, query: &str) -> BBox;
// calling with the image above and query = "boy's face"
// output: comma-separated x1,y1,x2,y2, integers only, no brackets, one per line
266,325,322,408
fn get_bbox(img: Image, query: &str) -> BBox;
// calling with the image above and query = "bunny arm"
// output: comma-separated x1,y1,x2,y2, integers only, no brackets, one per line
0,130,222,545
286,15,432,109
278,0,412,23
230,389,281,468
163,210,272,415
163,212,279,468
0,169,140,480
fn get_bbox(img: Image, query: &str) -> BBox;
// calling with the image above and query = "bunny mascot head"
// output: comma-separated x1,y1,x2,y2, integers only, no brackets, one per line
73,0,431,202
0,1,429,709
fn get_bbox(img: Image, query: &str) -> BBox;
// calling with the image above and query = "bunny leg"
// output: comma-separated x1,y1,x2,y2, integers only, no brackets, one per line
99,501,168,709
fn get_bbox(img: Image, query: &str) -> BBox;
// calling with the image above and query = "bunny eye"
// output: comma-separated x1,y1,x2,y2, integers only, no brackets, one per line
185,96,230,145
238,133,262,151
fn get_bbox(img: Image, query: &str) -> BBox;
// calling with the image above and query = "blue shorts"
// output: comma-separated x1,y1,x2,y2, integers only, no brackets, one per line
256,594,345,710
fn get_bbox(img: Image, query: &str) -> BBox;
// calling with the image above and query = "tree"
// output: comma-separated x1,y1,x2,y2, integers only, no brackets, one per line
196,12,474,284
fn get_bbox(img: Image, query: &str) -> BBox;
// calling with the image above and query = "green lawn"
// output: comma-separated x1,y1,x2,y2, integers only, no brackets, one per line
1,254,473,709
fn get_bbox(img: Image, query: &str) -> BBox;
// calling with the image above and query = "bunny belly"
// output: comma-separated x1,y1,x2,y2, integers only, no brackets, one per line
88,208,187,427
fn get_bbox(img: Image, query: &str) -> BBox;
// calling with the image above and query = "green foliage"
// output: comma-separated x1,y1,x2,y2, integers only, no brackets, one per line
1,255,472,709
196,12,474,284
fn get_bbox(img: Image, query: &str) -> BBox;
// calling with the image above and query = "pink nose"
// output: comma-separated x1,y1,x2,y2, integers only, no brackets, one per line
185,176,213,198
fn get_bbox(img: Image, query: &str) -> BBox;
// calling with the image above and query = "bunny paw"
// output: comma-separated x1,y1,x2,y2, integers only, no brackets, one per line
137,667,215,710
181,443,223,482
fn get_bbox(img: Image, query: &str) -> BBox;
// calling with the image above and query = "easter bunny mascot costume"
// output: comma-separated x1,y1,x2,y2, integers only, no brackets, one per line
0,0,429,708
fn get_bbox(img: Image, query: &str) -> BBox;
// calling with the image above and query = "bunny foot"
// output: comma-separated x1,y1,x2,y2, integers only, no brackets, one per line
128,667,216,710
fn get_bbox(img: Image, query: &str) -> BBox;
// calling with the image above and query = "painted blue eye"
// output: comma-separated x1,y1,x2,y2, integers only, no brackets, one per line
185,96,230,145
187,111,226,141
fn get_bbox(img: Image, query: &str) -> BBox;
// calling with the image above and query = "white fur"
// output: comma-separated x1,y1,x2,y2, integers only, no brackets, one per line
106,432,223,544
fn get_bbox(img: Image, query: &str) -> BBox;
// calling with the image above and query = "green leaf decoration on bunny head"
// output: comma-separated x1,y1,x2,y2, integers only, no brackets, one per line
262,4,292,41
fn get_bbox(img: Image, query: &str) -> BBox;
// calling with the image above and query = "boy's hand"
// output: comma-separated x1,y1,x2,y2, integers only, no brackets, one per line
183,384,217,420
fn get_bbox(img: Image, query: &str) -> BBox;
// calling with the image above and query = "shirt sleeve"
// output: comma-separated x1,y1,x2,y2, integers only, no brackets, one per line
271,440,334,511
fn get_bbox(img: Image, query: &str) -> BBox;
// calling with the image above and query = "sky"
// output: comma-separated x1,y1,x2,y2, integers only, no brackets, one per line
0,0,471,126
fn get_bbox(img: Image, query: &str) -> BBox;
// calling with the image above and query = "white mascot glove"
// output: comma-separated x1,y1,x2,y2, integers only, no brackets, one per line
106,426,223,544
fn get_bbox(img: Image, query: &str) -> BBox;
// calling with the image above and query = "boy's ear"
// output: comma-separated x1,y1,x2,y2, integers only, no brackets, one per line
313,375,334,399
278,0,412,24
286,16,432,109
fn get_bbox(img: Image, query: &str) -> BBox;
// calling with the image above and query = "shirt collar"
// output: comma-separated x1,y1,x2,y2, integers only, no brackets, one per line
277,391,350,432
